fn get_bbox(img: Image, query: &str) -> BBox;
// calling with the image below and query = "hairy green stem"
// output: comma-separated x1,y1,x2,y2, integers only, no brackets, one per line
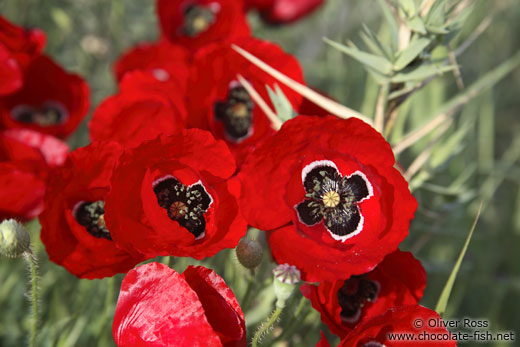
24,250,38,347
252,306,283,347
273,295,308,342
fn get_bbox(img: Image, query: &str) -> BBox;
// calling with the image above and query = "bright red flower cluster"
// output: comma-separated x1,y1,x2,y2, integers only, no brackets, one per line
38,0,314,282
0,16,88,221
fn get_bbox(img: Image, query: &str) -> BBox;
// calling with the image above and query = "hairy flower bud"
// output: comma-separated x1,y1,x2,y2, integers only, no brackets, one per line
236,238,263,269
273,263,301,308
0,219,31,258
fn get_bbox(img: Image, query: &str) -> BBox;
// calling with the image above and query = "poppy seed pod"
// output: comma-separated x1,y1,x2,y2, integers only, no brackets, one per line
0,219,31,258
273,263,301,308
235,238,263,269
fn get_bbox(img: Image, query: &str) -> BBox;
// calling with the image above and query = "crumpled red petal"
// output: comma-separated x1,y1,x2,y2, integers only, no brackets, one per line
113,262,223,347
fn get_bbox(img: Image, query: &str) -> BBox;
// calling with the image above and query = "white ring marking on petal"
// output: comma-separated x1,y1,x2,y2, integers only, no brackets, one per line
301,159,339,184
327,211,364,242
347,170,374,202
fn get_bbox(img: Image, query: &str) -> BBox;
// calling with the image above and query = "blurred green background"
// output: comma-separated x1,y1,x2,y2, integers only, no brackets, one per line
1,0,519,346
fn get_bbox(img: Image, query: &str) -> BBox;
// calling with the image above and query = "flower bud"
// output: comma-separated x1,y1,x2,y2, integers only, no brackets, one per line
273,263,301,308
236,238,263,269
0,219,31,258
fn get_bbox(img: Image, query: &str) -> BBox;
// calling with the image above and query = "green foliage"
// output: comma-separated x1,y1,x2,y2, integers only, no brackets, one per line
266,84,297,122
435,202,482,316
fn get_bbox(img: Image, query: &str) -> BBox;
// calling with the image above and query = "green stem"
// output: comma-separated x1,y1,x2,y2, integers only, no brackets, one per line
273,295,307,342
161,256,171,266
24,250,38,347
251,306,283,347
241,269,256,312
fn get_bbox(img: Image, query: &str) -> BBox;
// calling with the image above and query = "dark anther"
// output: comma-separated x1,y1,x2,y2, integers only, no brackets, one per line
296,164,371,239
337,276,379,323
74,201,111,240
182,4,215,37
11,103,67,126
153,177,212,238
214,86,254,142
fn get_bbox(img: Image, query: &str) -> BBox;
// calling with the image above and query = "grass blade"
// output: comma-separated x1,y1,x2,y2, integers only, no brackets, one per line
323,37,393,75
232,44,373,125
435,202,483,317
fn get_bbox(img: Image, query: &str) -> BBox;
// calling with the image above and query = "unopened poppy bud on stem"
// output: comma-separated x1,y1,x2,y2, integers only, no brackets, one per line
236,238,263,269
0,219,32,258
273,263,301,308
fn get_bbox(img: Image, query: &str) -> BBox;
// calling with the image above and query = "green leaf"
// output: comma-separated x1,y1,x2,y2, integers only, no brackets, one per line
393,36,431,70
435,202,482,317
425,24,449,35
424,0,446,27
391,63,455,82
360,24,393,60
323,37,393,75
407,16,427,34
266,84,297,122
399,0,417,18
446,2,475,31
376,0,399,44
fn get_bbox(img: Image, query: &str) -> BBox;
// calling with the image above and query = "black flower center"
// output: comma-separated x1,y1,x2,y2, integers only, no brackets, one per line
11,102,67,127
153,176,212,239
182,4,216,37
74,200,111,240
337,276,379,323
214,86,254,142
295,162,372,241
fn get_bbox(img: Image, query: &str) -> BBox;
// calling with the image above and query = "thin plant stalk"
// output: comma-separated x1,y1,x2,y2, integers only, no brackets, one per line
251,307,283,347
24,250,38,347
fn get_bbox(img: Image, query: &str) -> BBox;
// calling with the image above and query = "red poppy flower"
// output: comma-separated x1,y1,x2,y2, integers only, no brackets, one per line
0,128,68,221
0,43,22,96
89,71,187,148
0,15,45,96
0,15,45,62
39,141,144,279
105,130,247,259
187,36,304,165
335,305,456,346
157,0,250,52
246,0,325,24
301,250,426,338
113,262,246,347
239,115,417,282
0,54,90,138
114,40,189,90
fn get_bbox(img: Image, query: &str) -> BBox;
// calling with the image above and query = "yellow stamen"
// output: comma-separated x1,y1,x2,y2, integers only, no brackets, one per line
323,191,340,208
